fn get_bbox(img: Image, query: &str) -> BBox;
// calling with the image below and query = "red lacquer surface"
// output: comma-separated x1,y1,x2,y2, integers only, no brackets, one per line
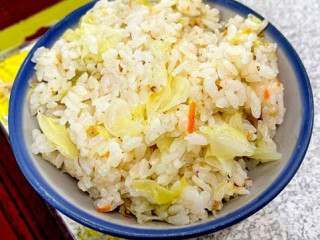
0,126,74,240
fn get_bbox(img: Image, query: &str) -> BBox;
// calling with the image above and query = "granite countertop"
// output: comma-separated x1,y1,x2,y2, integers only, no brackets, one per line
194,0,320,239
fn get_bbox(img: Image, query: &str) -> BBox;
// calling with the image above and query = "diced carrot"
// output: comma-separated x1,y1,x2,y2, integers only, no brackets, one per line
264,89,270,100
242,28,251,34
86,125,98,137
275,77,281,87
212,201,220,210
199,162,205,167
96,204,111,213
103,151,110,158
188,102,196,133
222,29,227,37
124,214,132,219
246,132,252,140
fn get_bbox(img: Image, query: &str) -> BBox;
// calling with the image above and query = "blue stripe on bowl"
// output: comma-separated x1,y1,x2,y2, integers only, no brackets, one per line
9,0,314,239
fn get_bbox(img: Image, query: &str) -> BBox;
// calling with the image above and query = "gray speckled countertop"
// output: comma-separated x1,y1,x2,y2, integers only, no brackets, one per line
194,0,320,239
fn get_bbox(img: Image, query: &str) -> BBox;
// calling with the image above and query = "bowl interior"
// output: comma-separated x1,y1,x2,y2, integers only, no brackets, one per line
10,0,313,238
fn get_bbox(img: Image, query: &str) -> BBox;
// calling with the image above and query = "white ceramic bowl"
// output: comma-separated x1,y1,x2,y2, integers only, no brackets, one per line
9,0,313,239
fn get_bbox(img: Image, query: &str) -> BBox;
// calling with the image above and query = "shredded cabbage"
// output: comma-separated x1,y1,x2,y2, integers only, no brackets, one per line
205,146,234,176
155,136,174,152
37,113,78,160
62,29,80,42
62,17,122,60
105,99,145,137
206,156,234,176
96,125,110,140
251,137,281,162
159,76,190,112
201,124,255,159
248,14,264,24
106,98,131,124
247,14,268,34
146,76,172,116
150,41,170,87
135,0,149,6
150,40,169,59
89,141,109,158
152,62,168,87
131,104,146,120
132,177,186,204
251,123,281,162
146,75,190,116
229,112,243,132
107,117,145,137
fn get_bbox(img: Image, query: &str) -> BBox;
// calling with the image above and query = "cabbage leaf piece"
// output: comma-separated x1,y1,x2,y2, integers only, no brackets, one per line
205,147,234,176
228,112,243,132
247,14,268,34
201,124,255,159
251,136,281,162
96,125,110,140
251,123,281,162
105,98,145,137
131,104,146,120
146,76,172,116
150,40,170,87
150,40,169,59
107,117,145,137
155,136,174,152
37,113,78,160
146,75,190,116
132,177,186,204
158,76,190,112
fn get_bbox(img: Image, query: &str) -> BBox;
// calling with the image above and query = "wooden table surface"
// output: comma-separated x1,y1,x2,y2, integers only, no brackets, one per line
0,125,74,239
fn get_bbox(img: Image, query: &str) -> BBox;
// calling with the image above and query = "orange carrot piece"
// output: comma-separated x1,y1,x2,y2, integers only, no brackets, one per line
103,152,110,158
275,77,281,87
264,89,270,100
246,132,252,140
188,102,196,133
242,28,251,34
96,204,111,213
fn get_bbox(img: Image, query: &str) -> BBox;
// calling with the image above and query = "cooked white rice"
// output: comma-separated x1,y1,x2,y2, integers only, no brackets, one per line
30,0,285,225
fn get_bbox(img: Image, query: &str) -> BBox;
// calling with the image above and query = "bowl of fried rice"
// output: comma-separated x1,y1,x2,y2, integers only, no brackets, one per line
9,0,313,238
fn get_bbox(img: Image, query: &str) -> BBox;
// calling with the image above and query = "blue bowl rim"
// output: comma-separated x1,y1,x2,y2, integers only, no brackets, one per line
9,0,314,239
